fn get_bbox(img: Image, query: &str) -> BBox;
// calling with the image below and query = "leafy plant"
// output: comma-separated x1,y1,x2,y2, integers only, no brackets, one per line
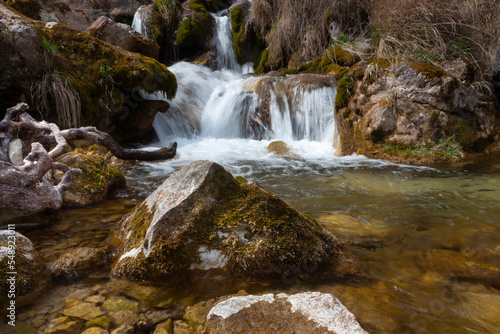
42,35,59,52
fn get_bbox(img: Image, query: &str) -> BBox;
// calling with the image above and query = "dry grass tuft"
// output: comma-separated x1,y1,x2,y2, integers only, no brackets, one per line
31,71,82,128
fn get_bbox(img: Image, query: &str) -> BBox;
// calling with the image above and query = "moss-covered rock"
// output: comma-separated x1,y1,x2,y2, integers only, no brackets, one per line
112,160,344,282
334,59,500,163
0,231,49,308
229,1,264,68
0,3,177,143
175,1,214,60
54,145,125,207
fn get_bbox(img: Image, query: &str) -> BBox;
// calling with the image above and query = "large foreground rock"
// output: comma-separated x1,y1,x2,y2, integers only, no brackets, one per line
203,292,368,334
0,231,49,307
112,160,343,281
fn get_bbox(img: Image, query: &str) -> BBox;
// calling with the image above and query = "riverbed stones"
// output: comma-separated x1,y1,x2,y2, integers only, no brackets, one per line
0,231,49,307
43,316,84,334
112,160,343,282
203,292,368,333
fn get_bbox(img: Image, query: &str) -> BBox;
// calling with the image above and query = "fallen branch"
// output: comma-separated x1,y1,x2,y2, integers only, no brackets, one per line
0,103,177,215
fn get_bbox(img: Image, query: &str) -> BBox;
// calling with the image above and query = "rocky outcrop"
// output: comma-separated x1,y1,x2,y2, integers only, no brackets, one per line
112,160,344,282
0,231,49,307
203,292,368,334
0,3,177,143
176,1,215,60
86,16,159,59
336,59,500,162
7,0,146,31
54,146,125,207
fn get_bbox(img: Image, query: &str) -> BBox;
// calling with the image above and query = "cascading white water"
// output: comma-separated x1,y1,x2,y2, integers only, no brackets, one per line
131,5,150,36
147,2,342,171
212,13,240,71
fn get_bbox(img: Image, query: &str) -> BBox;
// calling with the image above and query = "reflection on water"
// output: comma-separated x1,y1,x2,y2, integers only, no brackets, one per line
10,155,500,333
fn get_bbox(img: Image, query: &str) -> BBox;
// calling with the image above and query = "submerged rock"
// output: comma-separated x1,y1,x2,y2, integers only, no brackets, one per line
203,292,368,333
50,247,112,279
0,231,49,307
112,160,343,282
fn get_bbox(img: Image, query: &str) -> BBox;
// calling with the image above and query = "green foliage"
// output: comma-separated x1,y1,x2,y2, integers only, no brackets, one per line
384,137,463,160
330,33,349,46
42,35,58,52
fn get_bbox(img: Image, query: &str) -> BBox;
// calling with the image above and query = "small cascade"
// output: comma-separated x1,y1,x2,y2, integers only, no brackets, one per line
131,5,150,37
212,13,241,71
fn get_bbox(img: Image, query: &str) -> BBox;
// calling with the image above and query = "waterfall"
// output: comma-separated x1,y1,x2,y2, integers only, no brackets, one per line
152,62,339,149
131,5,150,37
212,13,240,71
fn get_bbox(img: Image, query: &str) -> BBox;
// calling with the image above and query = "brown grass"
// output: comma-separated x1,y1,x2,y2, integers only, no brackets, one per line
252,0,499,82
31,71,82,128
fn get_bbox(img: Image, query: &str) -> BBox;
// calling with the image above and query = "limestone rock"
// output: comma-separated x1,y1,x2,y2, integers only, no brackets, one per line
336,60,500,161
61,302,104,321
87,16,159,59
153,319,173,334
50,247,112,279
203,292,368,333
0,231,49,307
112,160,343,282
82,327,110,334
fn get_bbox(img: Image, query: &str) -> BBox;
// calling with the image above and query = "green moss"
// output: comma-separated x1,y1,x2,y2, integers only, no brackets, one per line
408,61,447,79
255,49,269,74
85,316,111,329
384,137,463,159
335,76,352,110
176,18,203,55
188,0,209,13
235,176,248,184
324,46,360,67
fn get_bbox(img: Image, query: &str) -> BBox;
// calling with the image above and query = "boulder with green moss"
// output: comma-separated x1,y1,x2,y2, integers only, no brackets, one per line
112,160,343,282
335,59,500,162
175,0,215,60
0,3,177,143
0,231,49,308
54,145,125,207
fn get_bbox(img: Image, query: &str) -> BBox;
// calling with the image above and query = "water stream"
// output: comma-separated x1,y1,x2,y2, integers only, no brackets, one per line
4,5,500,334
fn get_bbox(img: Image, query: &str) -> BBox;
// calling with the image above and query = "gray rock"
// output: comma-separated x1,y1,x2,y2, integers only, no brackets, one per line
0,231,49,307
87,16,159,59
204,292,368,334
112,160,345,282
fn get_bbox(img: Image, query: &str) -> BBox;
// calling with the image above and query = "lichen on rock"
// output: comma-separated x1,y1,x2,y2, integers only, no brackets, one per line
112,160,344,282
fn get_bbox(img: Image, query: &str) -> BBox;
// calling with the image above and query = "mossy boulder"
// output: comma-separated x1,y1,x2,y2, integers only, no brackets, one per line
0,231,49,308
54,145,125,207
112,160,343,282
175,1,215,60
334,59,500,162
229,0,264,67
0,3,177,143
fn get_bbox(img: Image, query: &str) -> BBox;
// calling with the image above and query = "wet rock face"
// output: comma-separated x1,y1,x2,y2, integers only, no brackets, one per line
0,231,49,307
203,292,368,334
112,160,343,282
336,60,500,158
86,16,159,59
